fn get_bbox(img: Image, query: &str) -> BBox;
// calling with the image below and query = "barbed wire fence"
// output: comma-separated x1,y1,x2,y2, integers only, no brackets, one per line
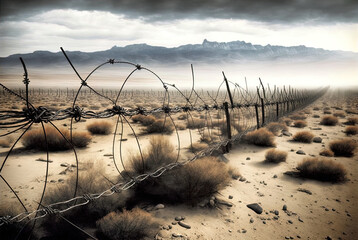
0,48,328,239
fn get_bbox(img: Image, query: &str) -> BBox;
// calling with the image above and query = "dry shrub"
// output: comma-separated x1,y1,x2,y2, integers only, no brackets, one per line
187,118,206,129
265,149,287,163
290,114,307,120
145,119,174,134
265,122,288,135
333,112,346,118
297,157,347,182
190,142,208,153
42,161,129,238
132,114,156,126
87,120,113,135
129,136,176,174
175,122,187,130
96,208,159,240
319,149,334,157
293,131,314,143
282,118,292,126
22,126,91,151
320,116,338,126
200,132,218,144
345,126,358,135
329,139,357,157
293,120,307,128
0,137,12,147
345,117,358,125
245,128,276,147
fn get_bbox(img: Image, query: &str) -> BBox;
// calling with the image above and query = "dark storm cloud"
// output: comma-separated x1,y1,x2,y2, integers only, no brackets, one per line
1,0,357,23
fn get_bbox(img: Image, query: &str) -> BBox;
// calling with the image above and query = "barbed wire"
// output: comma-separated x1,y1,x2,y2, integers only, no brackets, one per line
0,48,328,239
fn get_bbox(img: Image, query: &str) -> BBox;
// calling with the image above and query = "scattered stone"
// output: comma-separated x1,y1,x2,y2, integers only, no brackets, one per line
282,130,292,136
239,177,246,182
178,221,191,229
273,216,279,220
296,150,306,155
60,163,69,167
209,199,215,207
154,204,165,210
228,195,233,199
313,137,322,143
242,229,247,233
103,153,113,157
216,199,233,207
172,222,177,225
262,220,266,224
250,218,254,223
274,210,279,215
297,188,312,195
312,127,322,130
247,203,263,214
283,205,287,211
50,180,56,183
298,217,304,222
70,164,76,168
175,216,185,221
35,158,53,163
172,233,183,238
58,178,65,183
273,174,278,178
246,157,251,160
232,174,240,180
288,220,293,224
326,236,332,240
59,170,67,175
290,149,295,152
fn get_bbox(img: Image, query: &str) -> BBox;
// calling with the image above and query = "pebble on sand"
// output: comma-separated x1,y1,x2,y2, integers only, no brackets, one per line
247,203,263,214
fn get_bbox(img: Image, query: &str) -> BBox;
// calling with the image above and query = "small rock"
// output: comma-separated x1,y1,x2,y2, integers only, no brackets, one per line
313,137,322,143
172,233,183,238
175,216,185,221
273,174,278,178
60,163,69,167
288,220,293,224
154,204,165,210
326,236,332,240
283,205,287,211
178,221,191,229
242,229,247,233
273,216,279,220
312,127,322,130
239,177,246,182
209,199,215,207
58,179,65,183
247,203,263,214
250,218,254,223
297,188,312,195
246,157,251,160
282,130,292,136
274,210,279,215
296,150,306,155
228,195,233,199
50,180,56,183
298,217,304,222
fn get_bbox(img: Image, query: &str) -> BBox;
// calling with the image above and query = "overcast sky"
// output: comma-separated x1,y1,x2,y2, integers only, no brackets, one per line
0,0,357,57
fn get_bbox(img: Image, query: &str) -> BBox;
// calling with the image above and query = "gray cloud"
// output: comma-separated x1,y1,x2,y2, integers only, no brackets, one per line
1,0,358,23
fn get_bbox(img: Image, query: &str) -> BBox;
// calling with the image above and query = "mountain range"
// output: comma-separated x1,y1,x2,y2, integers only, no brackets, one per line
1,39,357,67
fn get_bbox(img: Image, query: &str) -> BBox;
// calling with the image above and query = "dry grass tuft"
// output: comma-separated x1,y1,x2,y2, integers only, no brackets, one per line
265,122,288,135
145,119,174,134
22,126,91,151
319,149,334,157
245,128,276,147
187,118,206,129
130,136,176,174
293,131,314,143
87,120,113,135
329,139,357,157
293,120,307,128
345,117,358,125
132,114,156,126
320,115,339,126
190,142,209,153
297,157,347,182
96,208,159,240
264,149,287,163
345,126,358,135
290,114,307,120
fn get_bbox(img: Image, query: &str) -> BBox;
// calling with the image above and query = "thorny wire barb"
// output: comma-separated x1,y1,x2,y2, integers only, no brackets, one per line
0,50,329,236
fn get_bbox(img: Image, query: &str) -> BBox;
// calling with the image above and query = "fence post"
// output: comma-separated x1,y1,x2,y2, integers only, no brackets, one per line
223,102,231,153
276,102,279,120
260,97,265,127
255,104,260,129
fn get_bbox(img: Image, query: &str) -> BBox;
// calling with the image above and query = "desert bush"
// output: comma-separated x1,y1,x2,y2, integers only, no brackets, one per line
190,142,208,153
22,127,91,151
282,118,292,126
290,114,307,120
293,131,314,143
297,157,347,182
145,119,174,134
200,132,218,143
129,136,176,174
345,126,358,135
0,137,12,147
264,149,287,163
245,128,276,147
96,208,159,240
293,120,307,128
187,118,206,129
265,122,288,135
320,115,338,126
345,117,358,125
42,161,129,238
175,122,187,130
132,114,156,126
87,120,113,135
319,148,334,157
329,139,357,157
333,112,346,118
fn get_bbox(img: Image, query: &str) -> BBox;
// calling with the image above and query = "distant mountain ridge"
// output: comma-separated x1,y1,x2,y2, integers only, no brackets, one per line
1,39,356,67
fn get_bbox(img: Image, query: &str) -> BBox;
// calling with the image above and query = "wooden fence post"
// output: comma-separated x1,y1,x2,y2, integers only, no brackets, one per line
255,104,260,129
223,102,231,153
260,97,265,127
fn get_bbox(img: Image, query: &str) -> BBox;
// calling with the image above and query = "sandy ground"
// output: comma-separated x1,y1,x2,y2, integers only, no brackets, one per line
0,91,357,240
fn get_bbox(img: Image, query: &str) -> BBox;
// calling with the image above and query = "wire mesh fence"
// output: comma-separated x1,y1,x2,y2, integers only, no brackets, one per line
0,48,328,239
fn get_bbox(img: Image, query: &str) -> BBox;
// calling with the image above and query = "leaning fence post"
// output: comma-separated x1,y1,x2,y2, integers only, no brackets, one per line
255,104,260,129
260,97,265,127
276,102,279,120
223,102,232,153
